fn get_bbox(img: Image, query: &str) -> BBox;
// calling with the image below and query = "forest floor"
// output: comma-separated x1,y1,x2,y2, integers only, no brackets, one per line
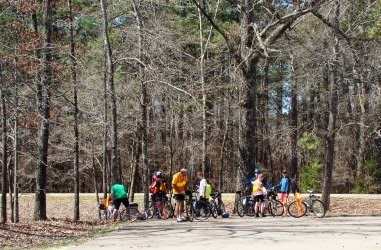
0,194,381,249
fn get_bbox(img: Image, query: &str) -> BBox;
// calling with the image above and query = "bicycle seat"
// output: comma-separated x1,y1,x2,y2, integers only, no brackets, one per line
307,190,314,194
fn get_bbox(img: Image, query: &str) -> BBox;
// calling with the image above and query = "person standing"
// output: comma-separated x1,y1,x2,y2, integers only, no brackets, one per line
273,169,291,216
252,173,266,217
172,168,188,222
110,182,129,222
197,172,207,199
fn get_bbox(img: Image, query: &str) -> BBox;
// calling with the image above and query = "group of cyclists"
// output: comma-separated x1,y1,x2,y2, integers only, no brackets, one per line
100,166,300,222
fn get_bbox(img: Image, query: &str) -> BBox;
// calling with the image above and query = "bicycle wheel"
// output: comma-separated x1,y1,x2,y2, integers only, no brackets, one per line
311,199,326,218
194,202,210,220
218,202,226,215
288,200,307,218
268,200,284,217
246,199,256,217
126,207,140,222
158,200,172,220
210,200,218,218
237,198,245,217
145,201,155,219
186,202,194,222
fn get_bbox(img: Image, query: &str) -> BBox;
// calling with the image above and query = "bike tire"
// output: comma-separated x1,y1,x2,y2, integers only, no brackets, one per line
158,200,172,220
194,207,208,220
119,207,140,222
186,202,194,222
311,199,326,218
218,202,226,215
268,200,284,217
237,199,245,217
288,200,307,218
145,201,155,219
210,200,218,218
246,201,256,217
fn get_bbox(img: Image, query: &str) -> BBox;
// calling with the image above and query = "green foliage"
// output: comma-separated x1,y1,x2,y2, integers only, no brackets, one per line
298,132,323,192
75,16,100,44
298,132,319,150
351,158,379,194
299,159,323,192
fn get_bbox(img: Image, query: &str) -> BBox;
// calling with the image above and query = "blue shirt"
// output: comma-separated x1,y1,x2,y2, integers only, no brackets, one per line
273,177,290,194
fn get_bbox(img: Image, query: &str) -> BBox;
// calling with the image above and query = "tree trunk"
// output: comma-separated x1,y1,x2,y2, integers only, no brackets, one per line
375,134,381,193
290,52,298,179
132,0,149,209
198,5,208,176
322,0,340,210
69,0,80,221
218,103,229,191
100,0,119,185
0,68,7,224
34,0,53,221
13,53,20,223
129,139,140,201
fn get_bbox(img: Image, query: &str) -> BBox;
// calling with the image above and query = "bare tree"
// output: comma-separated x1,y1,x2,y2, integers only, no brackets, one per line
34,0,53,220
100,0,119,185
69,0,80,221
0,64,7,224
321,0,341,209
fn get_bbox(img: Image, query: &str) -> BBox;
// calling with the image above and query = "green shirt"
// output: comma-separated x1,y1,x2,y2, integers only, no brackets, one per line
111,184,128,199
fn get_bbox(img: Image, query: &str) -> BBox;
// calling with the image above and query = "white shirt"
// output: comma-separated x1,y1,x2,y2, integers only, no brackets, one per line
199,178,207,197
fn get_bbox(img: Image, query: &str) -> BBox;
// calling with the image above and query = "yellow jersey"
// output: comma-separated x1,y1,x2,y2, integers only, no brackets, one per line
172,172,188,194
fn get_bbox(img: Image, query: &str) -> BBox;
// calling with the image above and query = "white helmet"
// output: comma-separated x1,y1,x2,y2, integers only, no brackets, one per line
156,171,163,178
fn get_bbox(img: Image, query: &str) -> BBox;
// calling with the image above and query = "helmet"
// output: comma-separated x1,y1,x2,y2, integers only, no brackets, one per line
254,168,261,174
156,171,163,178
222,212,230,218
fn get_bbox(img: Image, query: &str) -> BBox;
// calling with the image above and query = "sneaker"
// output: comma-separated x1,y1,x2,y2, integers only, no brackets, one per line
180,216,186,221
176,217,183,222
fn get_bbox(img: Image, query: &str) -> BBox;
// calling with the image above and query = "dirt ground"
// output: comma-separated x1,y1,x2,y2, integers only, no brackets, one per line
1,194,381,249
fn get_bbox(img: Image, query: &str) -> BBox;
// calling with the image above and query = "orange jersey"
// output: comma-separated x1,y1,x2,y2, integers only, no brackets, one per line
172,172,188,194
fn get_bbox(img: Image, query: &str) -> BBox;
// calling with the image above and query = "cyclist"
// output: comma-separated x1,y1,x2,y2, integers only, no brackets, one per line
172,168,188,222
149,171,168,202
195,171,208,214
252,173,266,217
273,169,291,216
246,168,261,192
110,182,129,222
196,172,207,199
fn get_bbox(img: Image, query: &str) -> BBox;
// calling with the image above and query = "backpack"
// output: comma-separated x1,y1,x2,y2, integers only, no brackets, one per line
150,178,167,195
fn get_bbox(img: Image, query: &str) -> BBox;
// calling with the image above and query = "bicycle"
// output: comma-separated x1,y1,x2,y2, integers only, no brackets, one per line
118,202,143,222
184,190,195,222
235,189,256,217
209,191,226,218
146,193,172,220
288,190,326,218
267,189,284,217
193,192,212,220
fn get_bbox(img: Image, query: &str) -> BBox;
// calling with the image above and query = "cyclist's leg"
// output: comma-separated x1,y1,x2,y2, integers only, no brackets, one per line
281,193,289,216
113,198,122,222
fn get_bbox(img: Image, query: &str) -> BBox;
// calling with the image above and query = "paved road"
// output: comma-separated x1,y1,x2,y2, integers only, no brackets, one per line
65,215,381,250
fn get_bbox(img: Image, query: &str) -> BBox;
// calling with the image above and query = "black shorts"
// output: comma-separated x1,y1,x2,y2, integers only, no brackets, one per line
113,198,129,209
173,194,185,201
254,195,264,203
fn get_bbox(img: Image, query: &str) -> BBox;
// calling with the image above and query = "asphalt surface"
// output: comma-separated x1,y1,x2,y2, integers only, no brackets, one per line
64,215,381,250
